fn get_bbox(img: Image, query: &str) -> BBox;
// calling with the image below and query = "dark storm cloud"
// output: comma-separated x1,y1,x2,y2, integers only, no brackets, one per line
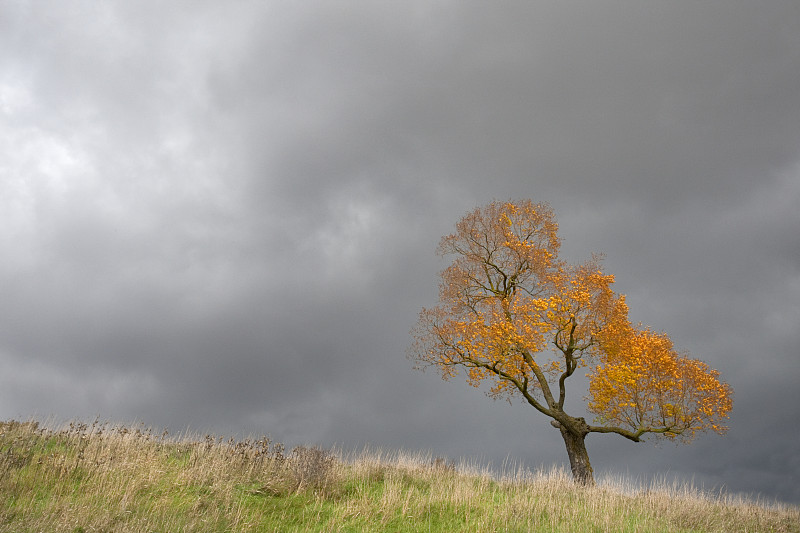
1,0,799,504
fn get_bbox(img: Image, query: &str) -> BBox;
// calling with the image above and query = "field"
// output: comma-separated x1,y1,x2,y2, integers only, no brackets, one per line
1,419,797,532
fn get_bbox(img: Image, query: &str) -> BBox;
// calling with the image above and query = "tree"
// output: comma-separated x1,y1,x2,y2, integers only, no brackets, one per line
409,200,733,485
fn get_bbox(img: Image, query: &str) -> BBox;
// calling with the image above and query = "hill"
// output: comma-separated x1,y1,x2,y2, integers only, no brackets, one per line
1,419,797,532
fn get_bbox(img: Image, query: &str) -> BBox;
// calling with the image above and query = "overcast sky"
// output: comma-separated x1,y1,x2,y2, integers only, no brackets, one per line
2,0,799,505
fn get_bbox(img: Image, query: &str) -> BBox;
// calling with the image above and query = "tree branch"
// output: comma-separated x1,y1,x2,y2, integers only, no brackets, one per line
517,346,557,410
586,424,642,443
466,358,553,417
587,422,686,443
556,317,578,409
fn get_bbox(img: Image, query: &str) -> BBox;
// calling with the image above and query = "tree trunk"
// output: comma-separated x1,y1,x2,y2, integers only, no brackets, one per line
553,419,594,485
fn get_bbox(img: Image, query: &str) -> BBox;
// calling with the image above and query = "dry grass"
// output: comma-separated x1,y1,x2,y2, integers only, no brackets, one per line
1,418,797,532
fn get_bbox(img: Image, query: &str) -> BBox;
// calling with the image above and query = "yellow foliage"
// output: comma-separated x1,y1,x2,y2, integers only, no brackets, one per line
409,200,733,441
588,325,733,441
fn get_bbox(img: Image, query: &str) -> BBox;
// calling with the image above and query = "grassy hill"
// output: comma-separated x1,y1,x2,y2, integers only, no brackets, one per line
1,419,797,532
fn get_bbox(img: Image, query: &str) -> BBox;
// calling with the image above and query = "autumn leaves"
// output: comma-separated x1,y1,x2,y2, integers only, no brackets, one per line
588,324,733,441
410,199,732,445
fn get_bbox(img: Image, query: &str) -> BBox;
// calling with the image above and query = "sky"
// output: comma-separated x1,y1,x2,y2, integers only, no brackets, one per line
2,0,799,505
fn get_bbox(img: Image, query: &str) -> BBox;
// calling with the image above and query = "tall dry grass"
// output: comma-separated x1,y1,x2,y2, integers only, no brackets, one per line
1,418,797,532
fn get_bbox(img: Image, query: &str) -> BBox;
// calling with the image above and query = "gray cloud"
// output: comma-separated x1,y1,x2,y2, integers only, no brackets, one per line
1,0,798,504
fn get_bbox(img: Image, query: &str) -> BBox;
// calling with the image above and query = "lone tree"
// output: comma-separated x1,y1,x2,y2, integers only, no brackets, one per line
409,200,733,485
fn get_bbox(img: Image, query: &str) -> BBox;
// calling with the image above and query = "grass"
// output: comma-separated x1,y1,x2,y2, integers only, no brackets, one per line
1,419,797,532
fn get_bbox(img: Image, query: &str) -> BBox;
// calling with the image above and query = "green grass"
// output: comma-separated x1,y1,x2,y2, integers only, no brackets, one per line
1,419,797,532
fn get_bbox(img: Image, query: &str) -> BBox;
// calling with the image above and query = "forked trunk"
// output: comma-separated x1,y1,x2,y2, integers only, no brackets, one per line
555,421,594,485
